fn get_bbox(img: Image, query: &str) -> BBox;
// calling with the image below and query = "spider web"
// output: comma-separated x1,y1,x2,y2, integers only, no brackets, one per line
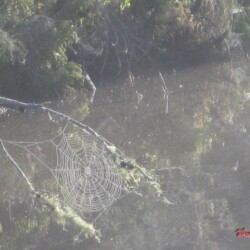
1,125,125,219
53,127,123,214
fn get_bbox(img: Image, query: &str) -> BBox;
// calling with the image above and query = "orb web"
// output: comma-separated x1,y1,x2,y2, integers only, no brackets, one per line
53,128,124,214
0,125,124,218
0,107,7,115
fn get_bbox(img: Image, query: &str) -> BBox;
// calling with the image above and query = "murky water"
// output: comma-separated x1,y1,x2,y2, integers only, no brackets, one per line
0,60,250,249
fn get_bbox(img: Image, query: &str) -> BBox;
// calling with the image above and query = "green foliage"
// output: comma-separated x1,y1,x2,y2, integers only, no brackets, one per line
0,0,96,100
120,0,131,11
53,0,98,20
64,62,83,81
0,0,248,100
0,29,27,63
234,6,250,52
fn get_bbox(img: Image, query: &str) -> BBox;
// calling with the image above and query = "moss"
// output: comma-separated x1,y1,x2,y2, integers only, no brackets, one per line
110,147,174,205
41,195,100,242
107,145,116,154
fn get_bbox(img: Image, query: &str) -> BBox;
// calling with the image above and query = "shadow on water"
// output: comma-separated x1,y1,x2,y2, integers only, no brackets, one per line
1,59,250,249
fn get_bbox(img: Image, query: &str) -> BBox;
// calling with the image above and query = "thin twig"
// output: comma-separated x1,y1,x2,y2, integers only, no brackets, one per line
0,139,34,192
159,72,169,114
84,71,96,103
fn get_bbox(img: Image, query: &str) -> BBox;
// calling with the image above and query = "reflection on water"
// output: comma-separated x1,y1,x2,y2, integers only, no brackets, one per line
1,60,250,249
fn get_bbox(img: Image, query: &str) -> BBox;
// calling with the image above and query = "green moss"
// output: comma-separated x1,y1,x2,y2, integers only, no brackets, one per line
41,195,100,242
111,149,174,205
107,145,116,154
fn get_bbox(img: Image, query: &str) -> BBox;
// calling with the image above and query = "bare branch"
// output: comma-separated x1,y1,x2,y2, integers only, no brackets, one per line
84,71,96,103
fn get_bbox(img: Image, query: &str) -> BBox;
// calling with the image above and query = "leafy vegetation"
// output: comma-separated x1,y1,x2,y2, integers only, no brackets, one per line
0,0,249,101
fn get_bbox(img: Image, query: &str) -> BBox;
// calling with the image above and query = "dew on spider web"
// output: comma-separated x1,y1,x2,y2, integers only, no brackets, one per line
0,124,125,222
